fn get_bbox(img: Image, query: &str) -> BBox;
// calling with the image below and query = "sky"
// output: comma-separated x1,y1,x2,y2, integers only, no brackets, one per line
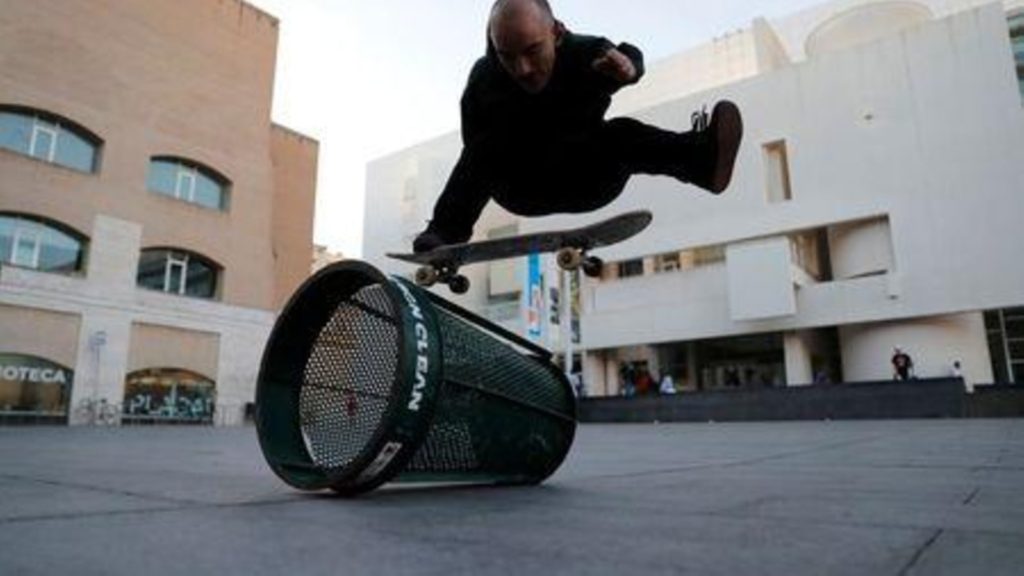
244,0,828,258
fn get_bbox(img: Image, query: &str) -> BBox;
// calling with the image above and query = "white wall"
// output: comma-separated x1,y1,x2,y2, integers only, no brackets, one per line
726,237,797,321
839,312,994,383
608,29,760,116
829,217,894,279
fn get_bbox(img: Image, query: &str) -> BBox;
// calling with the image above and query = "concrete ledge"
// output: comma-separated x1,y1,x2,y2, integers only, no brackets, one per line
577,378,1013,423
969,384,1024,417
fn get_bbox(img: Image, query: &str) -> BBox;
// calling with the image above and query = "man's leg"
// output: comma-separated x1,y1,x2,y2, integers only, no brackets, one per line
414,144,497,252
419,134,619,247
488,130,632,217
601,101,743,194
490,158,629,216
493,102,744,218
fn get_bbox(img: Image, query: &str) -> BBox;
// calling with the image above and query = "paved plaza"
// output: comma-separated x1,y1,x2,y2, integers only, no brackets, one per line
1,419,1023,575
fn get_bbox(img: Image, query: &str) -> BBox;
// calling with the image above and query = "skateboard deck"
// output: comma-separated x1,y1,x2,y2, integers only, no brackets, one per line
387,210,652,292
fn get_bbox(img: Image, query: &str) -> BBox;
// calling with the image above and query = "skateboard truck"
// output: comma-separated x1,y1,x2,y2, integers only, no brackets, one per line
555,247,604,278
414,262,470,294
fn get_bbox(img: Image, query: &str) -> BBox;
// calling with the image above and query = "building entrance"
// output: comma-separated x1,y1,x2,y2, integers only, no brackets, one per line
0,353,72,424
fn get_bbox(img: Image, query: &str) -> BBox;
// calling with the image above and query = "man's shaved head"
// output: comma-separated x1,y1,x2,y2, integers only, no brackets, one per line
488,0,563,93
489,0,554,26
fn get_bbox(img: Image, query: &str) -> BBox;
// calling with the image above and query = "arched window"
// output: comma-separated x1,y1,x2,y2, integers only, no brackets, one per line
137,248,220,299
123,367,215,424
147,156,231,211
0,105,102,173
0,213,87,274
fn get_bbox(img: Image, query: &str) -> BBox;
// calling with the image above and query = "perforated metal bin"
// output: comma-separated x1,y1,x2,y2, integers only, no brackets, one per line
256,260,577,496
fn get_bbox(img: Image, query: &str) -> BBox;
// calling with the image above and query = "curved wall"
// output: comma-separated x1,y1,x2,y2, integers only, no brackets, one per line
806,1,933,56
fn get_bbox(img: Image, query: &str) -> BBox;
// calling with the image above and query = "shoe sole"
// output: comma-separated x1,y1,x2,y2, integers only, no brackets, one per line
709,101,743,194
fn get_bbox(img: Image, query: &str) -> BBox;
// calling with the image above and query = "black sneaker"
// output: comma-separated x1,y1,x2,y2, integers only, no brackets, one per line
690,100,743,194
413,229,447,254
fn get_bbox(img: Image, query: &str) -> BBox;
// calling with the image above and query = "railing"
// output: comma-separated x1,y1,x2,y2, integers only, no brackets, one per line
119,402,250,427
0,409,68,425
578,378,975,423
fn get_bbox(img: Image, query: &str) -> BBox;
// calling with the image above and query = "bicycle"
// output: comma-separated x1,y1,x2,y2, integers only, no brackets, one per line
75,397,121,426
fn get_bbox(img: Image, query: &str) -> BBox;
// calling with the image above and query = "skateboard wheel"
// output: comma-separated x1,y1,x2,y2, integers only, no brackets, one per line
448,275,470,294
415,266,439,287
582,256,603,278
556,248,582,271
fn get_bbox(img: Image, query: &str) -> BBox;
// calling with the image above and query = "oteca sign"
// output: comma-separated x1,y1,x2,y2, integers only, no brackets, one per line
0,360,71,385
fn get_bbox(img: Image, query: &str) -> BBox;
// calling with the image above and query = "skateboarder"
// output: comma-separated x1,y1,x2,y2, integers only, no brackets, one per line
413,0,743,253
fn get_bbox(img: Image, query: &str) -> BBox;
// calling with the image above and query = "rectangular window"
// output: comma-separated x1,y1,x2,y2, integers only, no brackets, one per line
30,121,58,162
166,254,187,294
988,332,1010,383
655,252,681,273
11,228,41,268
618,259,644,278
193,173,223,210
1008,339,1024,359
985,307,1024,384
764,140,793,203
1006,316,1024,340
1010,12,1024,99
55,129,97,173
693,245,726,266
401,179,417,203
37,230,83,274
137,251,167,291
147,161,177,197
0,112,32,155
175,169,196,201
184,258,217,298
0,221,11,264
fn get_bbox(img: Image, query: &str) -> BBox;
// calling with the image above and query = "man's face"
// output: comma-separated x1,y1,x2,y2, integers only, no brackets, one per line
490,6,561,94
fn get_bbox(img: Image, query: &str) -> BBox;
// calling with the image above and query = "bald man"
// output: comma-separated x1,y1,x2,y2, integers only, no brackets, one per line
413,0,743,253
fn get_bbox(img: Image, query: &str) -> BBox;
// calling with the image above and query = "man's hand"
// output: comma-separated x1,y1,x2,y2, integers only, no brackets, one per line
592,48,637,83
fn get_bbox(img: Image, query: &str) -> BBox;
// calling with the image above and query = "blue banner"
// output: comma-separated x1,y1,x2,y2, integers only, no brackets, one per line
526,253,542,339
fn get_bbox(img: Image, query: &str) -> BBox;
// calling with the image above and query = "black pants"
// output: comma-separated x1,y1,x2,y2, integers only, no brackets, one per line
428,117,704,243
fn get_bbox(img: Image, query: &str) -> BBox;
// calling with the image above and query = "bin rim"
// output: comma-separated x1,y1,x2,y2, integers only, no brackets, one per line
255,260,444,495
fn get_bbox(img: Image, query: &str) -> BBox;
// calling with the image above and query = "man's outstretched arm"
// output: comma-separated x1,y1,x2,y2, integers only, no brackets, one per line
592,42,645,86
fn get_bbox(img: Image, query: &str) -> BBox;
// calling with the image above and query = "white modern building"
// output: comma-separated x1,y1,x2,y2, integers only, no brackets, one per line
364,0,1024,396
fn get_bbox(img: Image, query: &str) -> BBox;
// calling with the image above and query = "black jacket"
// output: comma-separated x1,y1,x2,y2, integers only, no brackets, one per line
460,30,645,148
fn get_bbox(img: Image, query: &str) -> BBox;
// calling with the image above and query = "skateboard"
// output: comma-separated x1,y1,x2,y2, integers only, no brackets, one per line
387,210,652,293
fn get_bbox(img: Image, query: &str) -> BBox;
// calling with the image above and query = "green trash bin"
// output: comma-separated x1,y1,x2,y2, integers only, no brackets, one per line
256,260,576,496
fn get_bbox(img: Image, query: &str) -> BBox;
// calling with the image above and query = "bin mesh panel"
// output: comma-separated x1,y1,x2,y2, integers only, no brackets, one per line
299,285,399,471
405,385,482,473
404,306,573,474
439,309,566,409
